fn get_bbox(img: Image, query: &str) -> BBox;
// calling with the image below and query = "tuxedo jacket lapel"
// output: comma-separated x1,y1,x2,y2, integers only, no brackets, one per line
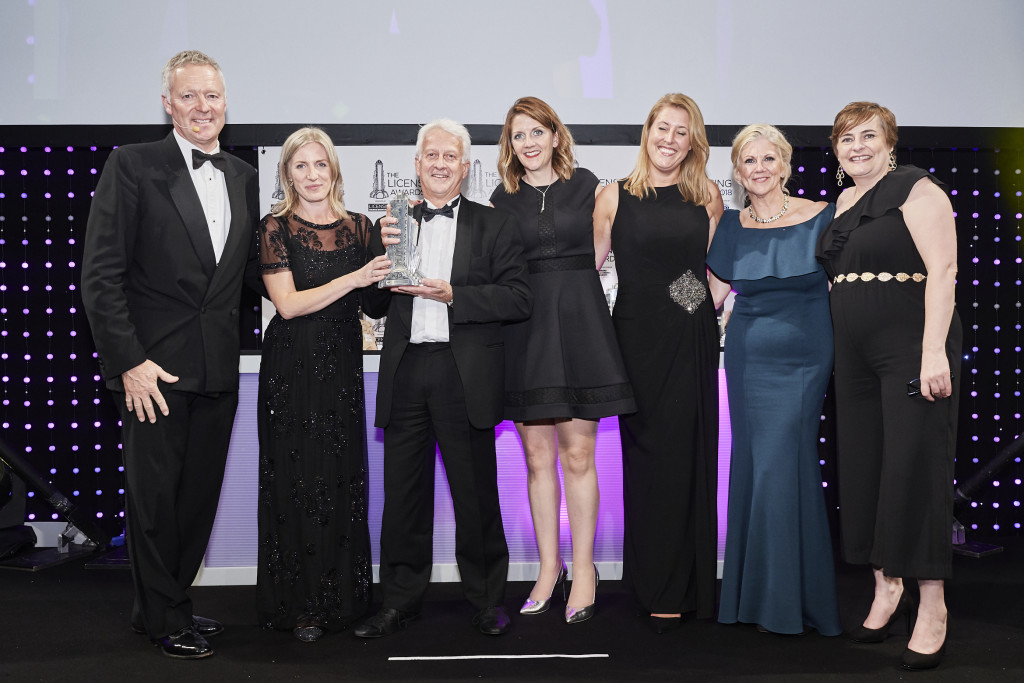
450,195,471,288
162,135,218,280
207,161,250,294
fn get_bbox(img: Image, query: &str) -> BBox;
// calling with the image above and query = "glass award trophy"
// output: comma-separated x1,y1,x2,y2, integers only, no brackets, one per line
378,192,422,288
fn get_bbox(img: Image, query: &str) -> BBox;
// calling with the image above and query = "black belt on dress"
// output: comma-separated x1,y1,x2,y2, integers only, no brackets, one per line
528,254,594,274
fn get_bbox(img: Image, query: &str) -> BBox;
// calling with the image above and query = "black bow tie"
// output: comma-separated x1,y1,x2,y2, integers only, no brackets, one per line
421,196,460,222
192,149,228,172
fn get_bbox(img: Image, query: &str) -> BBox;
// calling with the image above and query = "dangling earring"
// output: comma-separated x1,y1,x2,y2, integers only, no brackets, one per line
888,151,897,171
836,167,845,186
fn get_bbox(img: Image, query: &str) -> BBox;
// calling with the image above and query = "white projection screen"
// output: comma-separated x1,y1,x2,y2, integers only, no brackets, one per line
2,0,1022,129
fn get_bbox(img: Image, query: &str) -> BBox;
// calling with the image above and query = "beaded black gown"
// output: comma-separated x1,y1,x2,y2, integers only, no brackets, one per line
256,212,374,631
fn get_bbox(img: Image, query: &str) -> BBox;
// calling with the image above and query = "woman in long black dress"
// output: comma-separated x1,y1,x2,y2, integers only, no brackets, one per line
593,93,725,633
491,97,635,624
816,102,960,670
256,127,393,642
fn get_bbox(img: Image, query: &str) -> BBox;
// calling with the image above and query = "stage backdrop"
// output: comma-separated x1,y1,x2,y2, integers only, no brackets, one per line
3,137,1019,584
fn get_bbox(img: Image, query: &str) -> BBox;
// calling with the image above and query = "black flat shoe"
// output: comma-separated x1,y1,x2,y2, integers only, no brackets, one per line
473,606,511,635
132,615,224,637
156,626,213,660
650,616,682,634
191,615,224,637
293,625,325,643
354,608,414,638
849,589,916,643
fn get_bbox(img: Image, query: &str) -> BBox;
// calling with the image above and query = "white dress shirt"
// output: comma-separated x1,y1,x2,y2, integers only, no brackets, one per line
172,130,231,264
410,197,460,343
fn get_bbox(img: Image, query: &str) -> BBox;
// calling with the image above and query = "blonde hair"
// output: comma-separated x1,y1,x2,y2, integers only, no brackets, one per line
623,93,714,205
271,127,349,221
497,97,576,194
730,123,793,194
161,50,224,99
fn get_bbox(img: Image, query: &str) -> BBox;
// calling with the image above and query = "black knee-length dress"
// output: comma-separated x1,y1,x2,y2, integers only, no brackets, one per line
490,168,635,421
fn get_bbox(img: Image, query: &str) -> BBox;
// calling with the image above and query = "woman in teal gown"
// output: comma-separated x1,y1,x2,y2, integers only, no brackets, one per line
707,124,842,636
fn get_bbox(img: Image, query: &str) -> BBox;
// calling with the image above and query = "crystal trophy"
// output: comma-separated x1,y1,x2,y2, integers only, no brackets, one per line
378,192,422,288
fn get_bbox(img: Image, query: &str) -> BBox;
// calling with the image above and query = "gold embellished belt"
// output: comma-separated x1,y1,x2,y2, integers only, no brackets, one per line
833,272,926,284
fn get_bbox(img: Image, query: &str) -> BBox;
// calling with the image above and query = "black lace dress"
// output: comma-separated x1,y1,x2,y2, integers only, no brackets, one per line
256,212,374,631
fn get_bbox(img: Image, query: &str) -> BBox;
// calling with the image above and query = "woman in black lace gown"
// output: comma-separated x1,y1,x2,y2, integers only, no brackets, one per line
256,127,393,642
593,93,725,633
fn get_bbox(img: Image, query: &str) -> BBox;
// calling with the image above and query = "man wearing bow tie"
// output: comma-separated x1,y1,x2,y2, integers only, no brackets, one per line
82,50,258,659
356,120,532,638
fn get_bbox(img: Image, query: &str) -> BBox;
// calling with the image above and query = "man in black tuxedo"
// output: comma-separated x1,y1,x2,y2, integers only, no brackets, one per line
81,50,258,659
355,119,531,638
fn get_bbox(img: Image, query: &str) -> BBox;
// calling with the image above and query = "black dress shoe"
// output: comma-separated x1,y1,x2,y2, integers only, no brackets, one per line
354,608,413,638
132,615,224,637
473,606,511,635
156,626,213,660
191,615,224,637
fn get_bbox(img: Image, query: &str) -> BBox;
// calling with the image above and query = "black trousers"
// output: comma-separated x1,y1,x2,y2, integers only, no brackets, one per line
379,343,508,613
832,287,962,580
117,389,238,638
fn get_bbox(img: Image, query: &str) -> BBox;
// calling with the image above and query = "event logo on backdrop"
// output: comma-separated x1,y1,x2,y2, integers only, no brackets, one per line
258,144,738,348
366,158,421,214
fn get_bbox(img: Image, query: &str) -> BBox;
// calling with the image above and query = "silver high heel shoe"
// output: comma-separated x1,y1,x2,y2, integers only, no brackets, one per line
565,564,600,624
520,559,568,615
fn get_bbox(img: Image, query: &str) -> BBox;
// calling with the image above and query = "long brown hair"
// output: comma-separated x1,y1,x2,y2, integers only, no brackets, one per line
623,93,713,205
497,96,576,194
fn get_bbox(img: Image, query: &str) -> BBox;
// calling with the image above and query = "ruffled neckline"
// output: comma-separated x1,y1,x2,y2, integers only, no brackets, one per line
815,165,945,269
706,204,834,282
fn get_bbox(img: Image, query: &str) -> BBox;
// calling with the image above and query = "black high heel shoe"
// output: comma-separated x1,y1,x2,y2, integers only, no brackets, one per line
565,564,599,624
520,559,568,615
848,589,916,643
901,616,948,671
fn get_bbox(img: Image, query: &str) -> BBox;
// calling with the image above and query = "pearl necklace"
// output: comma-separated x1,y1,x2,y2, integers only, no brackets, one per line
748,195,789,224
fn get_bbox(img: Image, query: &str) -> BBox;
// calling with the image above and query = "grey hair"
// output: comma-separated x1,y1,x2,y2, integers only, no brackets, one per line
416,118,471,162
161,50,225,99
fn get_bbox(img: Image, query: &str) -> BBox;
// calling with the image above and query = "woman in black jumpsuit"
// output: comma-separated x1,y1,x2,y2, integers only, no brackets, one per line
816,102,960,671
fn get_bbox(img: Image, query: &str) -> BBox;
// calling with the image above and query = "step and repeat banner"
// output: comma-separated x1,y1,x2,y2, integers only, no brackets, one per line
256,142,740,347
